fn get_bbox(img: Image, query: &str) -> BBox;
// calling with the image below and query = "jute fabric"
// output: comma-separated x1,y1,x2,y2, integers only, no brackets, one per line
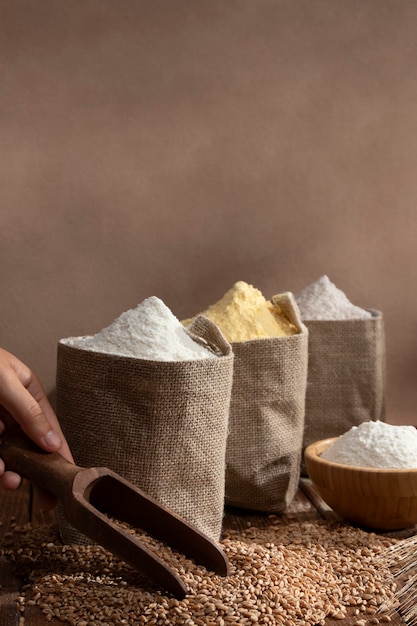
56,316,234,544
301,311,386,475
225,292,309,512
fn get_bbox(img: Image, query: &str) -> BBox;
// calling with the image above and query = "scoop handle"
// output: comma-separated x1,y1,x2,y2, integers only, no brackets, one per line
0,434,79,500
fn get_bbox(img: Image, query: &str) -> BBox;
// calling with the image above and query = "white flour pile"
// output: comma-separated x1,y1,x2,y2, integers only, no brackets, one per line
321,421,417,468
61,296,214,361
295,275,372,320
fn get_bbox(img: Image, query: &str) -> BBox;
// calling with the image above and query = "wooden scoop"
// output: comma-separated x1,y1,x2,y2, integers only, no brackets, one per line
0,433,230,598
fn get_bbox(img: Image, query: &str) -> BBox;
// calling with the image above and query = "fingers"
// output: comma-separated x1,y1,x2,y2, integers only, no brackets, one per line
0,442,56,510
1,470,22,490
0,349,75,504
24,374,74,464
0,467,55,510
0,371,62,451
0,443,21,490
0,447,22,490
0,350,73,460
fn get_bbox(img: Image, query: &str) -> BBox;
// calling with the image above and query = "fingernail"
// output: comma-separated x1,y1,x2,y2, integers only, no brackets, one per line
43,430,62,449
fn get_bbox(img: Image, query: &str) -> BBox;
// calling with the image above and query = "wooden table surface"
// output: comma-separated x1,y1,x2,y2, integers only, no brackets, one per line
1,478,414,626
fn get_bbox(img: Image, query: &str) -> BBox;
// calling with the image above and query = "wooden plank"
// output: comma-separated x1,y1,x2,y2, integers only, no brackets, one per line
0,590,23,626
0,483,61,626
0,481,31,626
0,480,32,533
30,487,58,527
25,488,61,626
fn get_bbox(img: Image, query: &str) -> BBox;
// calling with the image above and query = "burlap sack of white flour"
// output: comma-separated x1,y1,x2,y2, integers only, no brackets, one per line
296,277,386,475
56,314,234,544
300,312,386,474
225,293,309,512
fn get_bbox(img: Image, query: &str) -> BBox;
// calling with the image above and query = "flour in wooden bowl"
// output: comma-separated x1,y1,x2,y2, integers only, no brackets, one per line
321,421,417,469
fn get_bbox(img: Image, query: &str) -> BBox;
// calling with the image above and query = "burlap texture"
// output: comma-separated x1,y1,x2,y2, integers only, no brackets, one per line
301,310,386,475
56,316,234,544
225,292,309,512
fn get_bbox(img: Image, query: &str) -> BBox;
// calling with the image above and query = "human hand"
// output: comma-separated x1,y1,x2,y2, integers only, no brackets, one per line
0,348,74,509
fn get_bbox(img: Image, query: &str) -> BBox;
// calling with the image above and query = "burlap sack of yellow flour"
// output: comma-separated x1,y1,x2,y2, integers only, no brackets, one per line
225,293,309,512
300,312,386,474
56,315,234,544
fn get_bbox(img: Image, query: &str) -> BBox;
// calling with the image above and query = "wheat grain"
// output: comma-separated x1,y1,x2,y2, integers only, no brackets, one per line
1,518,399,625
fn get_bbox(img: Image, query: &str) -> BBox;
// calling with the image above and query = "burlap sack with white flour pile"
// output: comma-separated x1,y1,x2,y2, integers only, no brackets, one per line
301,311,386,474
56,316,234,544
225,293,308,512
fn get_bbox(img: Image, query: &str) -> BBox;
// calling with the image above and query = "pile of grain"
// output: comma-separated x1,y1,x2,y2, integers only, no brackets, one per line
1,517,400,626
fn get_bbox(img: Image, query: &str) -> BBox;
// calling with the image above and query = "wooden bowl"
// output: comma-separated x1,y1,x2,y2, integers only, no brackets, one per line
304,437,417,530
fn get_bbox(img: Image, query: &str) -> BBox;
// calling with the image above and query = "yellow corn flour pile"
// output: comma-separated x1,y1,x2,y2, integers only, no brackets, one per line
184,281,298,342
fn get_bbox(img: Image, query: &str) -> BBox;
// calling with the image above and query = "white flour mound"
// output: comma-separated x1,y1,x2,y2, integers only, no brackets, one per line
62,296,214,361
295,275,372,320
321,421,417,469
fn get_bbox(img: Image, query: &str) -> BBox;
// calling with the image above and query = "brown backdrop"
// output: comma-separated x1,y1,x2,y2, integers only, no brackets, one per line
1,0,416,424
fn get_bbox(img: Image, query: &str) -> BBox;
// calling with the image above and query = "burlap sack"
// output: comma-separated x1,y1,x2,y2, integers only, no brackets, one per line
225,292,308,512
301,310,386,475
56,316,234,544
